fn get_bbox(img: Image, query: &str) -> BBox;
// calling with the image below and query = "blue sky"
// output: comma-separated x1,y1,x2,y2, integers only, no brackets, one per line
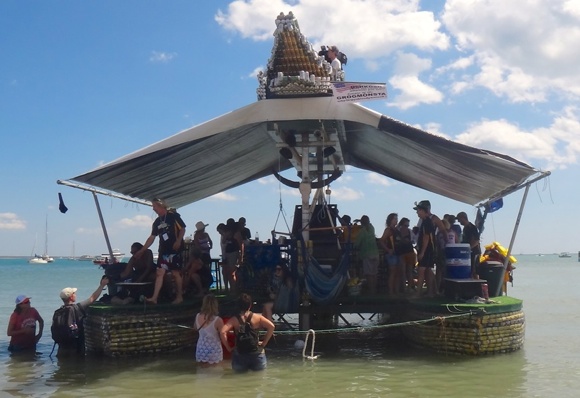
1,0,578,257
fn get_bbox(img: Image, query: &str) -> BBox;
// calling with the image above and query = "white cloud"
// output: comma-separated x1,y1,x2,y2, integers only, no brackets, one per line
117,215,153,228
0,213,26,230
328,186,364,201
455,107,580,169
216,0,449,58
366,172,392,187
389,74,444,109
210,192,238,201
388,52,444,109
149,51,177,63
442,0,580,101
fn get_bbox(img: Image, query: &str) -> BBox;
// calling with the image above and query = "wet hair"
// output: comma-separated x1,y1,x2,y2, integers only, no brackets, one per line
200,294,219,317
386,213,398,227
131,242,143,250
237,293,253,313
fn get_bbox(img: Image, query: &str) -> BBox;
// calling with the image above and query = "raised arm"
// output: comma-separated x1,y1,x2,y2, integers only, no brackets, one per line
87,276,110,304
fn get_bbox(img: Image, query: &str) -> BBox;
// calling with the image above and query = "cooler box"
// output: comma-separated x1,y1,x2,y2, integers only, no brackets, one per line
445,243,471,279
477,261,505,297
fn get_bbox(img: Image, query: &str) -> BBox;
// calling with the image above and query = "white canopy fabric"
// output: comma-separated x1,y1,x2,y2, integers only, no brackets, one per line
68,97,540,208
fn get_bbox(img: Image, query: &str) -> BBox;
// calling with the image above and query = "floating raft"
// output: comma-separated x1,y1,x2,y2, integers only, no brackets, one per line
404,296,525,355
84,303,198,357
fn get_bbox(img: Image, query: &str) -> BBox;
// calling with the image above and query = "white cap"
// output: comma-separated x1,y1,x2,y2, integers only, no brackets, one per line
60,287,78,300
15,294,30,305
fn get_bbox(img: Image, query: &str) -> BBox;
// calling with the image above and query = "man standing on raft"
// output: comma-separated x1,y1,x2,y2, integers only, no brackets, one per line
135,198,186,304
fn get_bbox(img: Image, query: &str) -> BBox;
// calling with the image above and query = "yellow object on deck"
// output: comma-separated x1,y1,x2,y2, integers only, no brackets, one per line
480,241,517,264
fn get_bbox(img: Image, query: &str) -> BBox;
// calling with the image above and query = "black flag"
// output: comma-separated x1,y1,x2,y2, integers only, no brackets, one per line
58,192,68,214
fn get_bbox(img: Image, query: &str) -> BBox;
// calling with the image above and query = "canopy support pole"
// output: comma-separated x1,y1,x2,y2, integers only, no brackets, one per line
502,181,535,295
92,192,114,262
504,184,530,268
57,179,152,206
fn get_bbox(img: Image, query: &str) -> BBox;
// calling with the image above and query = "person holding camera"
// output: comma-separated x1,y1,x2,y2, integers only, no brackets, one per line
56,276,109,356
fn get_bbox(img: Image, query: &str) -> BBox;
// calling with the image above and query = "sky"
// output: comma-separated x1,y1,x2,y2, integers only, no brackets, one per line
1,0,579,258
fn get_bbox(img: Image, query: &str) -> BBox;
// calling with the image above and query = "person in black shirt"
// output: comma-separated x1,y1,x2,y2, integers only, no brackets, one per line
457,211,481,277
414,201,437,296
136,198,186,304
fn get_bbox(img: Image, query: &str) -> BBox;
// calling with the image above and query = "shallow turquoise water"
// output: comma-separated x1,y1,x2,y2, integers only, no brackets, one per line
1,255,578,397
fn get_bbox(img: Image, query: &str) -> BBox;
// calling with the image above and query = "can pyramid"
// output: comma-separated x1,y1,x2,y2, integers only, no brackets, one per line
257,12,342,100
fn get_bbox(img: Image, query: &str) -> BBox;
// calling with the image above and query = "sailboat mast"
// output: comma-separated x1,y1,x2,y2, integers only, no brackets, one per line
45,214,48,256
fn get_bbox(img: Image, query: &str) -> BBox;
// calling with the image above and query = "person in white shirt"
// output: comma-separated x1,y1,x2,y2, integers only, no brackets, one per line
328,45,342,80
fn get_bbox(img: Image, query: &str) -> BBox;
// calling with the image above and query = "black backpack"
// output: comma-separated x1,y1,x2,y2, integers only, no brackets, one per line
51,305,79,345
235,312,259,354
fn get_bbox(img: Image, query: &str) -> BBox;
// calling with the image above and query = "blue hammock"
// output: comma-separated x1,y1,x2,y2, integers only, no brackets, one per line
304,252,350,305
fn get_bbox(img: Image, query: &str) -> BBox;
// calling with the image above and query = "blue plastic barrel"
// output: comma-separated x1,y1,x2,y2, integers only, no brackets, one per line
445,243,472,279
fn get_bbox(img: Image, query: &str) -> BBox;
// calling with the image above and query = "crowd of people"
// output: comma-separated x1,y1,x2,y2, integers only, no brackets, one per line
101,200,256,305
351,199,482,297
7,195,483,373
7,288,275,372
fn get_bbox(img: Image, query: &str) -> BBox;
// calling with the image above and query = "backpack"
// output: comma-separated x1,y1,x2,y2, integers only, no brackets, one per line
51,305,79,345
235,312,259,354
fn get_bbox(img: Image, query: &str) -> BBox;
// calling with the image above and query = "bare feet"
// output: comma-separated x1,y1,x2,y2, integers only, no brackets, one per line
172,297,183,305
145,297,157,304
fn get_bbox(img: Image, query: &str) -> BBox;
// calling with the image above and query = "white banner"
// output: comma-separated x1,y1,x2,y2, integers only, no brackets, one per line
332,82,387,103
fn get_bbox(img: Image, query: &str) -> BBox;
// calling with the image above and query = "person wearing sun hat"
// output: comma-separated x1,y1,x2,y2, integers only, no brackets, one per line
7,294,44,352
193,221,213,267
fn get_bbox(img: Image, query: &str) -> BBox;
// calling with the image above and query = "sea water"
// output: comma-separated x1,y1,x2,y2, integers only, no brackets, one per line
1,255,579,397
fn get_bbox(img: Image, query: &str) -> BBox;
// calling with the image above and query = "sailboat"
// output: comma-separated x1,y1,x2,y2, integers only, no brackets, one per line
28,233,48,264
41,215,54,262
28,215,54,264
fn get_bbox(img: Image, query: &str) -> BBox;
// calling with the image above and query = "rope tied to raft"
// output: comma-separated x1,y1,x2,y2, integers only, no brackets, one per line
302,329,319,360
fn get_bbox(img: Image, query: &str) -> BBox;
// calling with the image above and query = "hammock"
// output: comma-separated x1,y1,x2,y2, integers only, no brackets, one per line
304,252,350,305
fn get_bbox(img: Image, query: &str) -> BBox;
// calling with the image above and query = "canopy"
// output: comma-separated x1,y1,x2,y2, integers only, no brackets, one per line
65,97,541,208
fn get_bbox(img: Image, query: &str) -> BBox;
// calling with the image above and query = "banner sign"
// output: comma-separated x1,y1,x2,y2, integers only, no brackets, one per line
332,82,387,103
